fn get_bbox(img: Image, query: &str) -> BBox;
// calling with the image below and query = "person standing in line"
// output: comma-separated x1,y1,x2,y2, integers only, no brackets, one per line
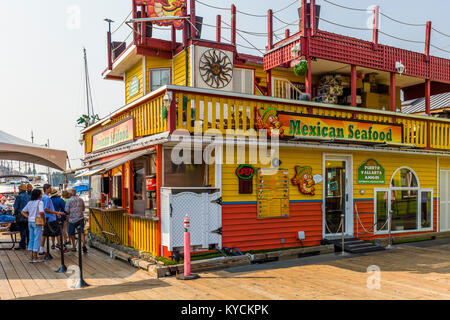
26,184,33,197
40,184,61,254
21,189,45,263
13,184,30,250
65,189,88,253
50,188,68,251
61,190,72,245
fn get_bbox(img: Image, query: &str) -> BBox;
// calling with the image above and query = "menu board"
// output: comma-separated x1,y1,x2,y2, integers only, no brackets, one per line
257,168,290,219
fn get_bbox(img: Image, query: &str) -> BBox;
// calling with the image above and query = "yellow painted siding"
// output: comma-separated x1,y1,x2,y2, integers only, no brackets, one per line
221,146,323,203
209,164,215,187
146,56,172,92
125,60,144,105
220,146,438,203
89,210,158,256
173,47,191,86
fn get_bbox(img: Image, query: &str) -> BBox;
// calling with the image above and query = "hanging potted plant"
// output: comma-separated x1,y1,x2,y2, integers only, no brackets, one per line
293,56,308,76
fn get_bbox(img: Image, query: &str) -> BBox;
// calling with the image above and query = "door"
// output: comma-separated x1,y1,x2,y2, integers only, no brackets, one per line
323,156,353,237
440,170,450,231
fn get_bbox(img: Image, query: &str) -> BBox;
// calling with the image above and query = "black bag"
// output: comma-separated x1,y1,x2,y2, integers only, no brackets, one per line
15,211,27,224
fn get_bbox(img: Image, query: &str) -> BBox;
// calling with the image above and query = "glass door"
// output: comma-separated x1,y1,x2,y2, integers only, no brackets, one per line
324,159,351,236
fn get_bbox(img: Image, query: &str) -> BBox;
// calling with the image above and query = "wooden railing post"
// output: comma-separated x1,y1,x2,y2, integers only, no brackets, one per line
372,5,379,48
168,91,177,133
425,21,431,61
351,65,357,107
300,0,307,36
107,31,112,70
132,0,138,45
171,25,176,49
190,0,196,39
268,9,273,50
231,4,236,46
216,15,221,42
310,0,316,36
140,5,146,44
182,6,188,47
390,72,396,112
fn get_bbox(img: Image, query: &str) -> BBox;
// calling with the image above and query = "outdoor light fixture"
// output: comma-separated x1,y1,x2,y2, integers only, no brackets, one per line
291,43,301,59
163,91,173,106
395,61,406,74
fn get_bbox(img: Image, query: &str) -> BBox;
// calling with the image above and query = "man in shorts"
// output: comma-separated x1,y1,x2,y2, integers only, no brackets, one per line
40,184,62,254
65,189,87,253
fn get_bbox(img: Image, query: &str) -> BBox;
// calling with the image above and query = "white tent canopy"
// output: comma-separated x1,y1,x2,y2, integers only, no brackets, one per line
0,130,68,171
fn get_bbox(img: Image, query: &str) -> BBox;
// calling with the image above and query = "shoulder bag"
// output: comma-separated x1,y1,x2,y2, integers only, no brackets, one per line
35,201,45,226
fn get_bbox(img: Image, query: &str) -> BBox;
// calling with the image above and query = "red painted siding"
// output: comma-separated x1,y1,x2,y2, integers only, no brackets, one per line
222,202,323,251
354,200,438,241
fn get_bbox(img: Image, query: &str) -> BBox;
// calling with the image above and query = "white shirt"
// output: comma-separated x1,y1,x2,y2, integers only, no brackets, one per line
22,200,44,223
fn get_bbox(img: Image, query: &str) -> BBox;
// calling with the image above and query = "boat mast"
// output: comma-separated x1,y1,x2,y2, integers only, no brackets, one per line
83,47,95,121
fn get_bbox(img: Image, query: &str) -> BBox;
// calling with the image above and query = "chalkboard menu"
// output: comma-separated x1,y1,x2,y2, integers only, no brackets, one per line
257,168,290,219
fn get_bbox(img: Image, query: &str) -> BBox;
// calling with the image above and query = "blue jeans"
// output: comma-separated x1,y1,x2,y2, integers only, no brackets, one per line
28,222,42,252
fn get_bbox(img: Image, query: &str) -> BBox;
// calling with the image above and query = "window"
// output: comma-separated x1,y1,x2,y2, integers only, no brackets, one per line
163,148,207,188
374,167,433,233
150,68,170,92
233,68,254,94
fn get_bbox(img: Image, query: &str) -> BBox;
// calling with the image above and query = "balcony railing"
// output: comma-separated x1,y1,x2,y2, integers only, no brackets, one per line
83,85,450,153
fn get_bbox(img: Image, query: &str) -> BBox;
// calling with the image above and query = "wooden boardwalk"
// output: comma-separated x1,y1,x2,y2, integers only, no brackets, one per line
0,236,449,300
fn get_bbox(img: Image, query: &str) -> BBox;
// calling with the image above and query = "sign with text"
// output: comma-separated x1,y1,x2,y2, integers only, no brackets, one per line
129,76,140,97
280,112,403,143
92,118,134,152
357,159,385,184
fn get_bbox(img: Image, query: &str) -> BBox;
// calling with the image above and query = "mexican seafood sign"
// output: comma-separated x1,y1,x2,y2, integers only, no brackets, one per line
135,0,186,29
256,107,403,144
92,118,134,152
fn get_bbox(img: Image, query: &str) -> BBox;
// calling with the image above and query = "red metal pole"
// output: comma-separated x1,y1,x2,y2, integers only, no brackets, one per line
171,25,176,49
231,4,236,46
107,31,112,70
425,79,431,115
168,92,177,133
300,0,307,36
140,5,146,45
190,0,196,39
373,5,379,46
182,6,188,47
306,57,312,101
156,144,163,257
390,72,396,111
425,21,432,59
285,29,290,39
310,0,316,36
266,70,272,97
184,215,191,276
351,65,357,107
132,0,137,45
216,15,221,42
268,9,273,50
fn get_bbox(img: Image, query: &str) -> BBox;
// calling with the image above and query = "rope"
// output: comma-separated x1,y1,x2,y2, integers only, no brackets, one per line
379,31,425,44
220,36,265,53
236,9,267,18
319,17,372,31
273,19,300,33
430,44,450,54
196,0,230,11
112,31,133,53
324,218,343,236
380,12,426,27
432,27,450,38
273,0,299,14
112,10,132,34
273,15,292,26
322,0,367,12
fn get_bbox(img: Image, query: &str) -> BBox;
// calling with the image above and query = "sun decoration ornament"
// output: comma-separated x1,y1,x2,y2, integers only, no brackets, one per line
199,49,233,89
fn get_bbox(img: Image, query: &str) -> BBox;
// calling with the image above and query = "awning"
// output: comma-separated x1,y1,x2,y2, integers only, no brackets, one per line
74,148,154,178
0,130,68,171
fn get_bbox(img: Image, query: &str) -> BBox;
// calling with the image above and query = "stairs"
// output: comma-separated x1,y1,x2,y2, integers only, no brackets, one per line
323,237,385,254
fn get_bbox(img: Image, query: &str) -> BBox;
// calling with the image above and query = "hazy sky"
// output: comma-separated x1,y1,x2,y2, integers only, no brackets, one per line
0,0,448,171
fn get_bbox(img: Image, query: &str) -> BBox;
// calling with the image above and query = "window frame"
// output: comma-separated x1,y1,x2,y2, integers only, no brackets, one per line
373,167,434,234
149,68,171,93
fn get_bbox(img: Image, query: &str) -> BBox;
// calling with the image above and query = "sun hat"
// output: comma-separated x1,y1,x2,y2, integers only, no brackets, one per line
49,188,61,197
